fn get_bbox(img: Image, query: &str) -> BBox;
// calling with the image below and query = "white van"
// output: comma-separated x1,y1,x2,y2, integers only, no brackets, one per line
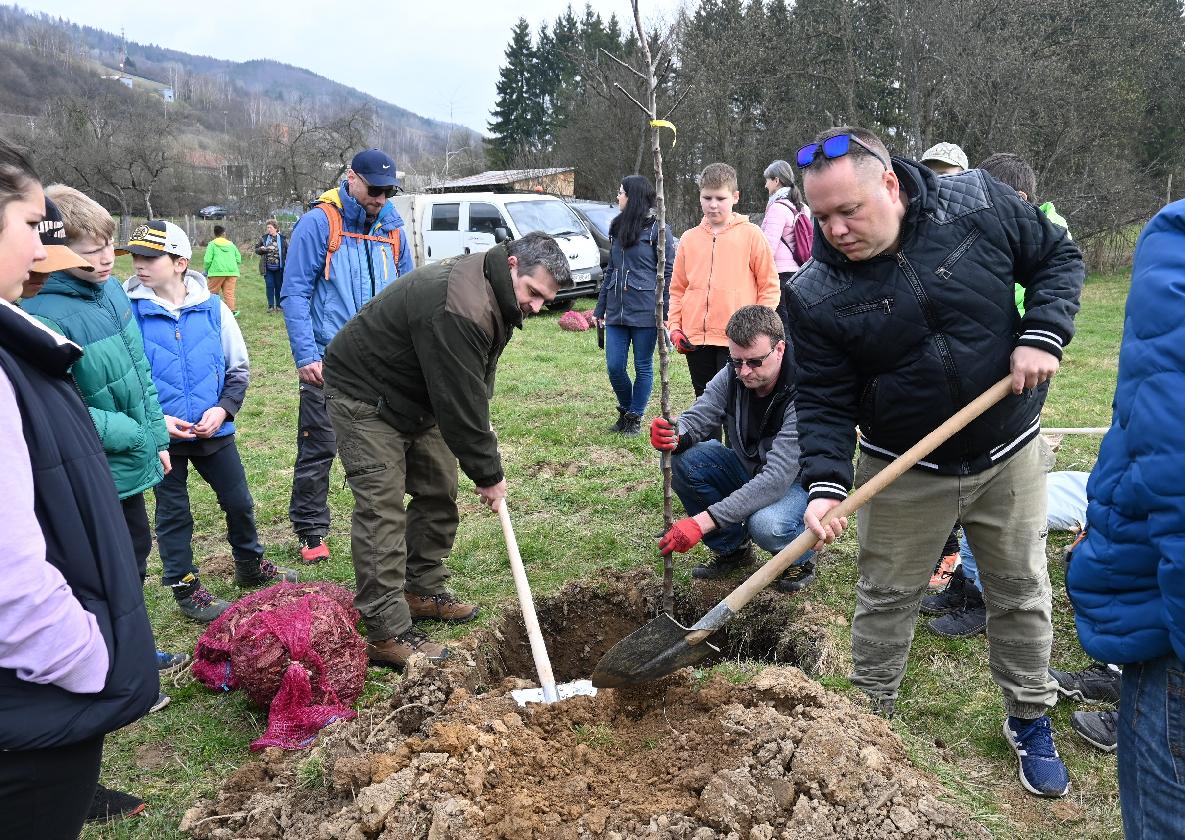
392,191,602,309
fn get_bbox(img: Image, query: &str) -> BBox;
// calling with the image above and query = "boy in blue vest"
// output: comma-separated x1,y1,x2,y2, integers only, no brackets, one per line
121,221,296,622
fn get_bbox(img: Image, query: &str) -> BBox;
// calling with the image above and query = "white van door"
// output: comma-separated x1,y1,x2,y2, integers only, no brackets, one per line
423,201,463,263
463,201,508,255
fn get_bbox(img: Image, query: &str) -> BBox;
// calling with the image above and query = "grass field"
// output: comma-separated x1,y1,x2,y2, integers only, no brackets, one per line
84,251,1128,839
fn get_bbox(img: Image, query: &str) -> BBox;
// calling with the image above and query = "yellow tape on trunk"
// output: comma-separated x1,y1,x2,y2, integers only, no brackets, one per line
650,119,677,147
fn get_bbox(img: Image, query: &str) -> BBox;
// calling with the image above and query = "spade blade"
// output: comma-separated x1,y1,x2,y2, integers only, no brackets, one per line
590,612,720,688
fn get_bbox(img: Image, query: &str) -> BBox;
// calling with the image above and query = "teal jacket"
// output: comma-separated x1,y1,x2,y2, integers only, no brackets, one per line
21,272,170,498
203,237,242,277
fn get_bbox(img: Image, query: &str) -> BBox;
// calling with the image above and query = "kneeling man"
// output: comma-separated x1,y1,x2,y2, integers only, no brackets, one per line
650,305,814,591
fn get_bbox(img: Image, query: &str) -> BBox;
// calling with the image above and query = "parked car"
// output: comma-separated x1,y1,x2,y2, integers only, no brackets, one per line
392,191,603,311
566,199,619,272
197,205,228,220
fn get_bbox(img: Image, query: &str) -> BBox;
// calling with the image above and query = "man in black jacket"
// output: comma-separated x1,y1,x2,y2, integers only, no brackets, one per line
789,127,1083,798
322,232,570,670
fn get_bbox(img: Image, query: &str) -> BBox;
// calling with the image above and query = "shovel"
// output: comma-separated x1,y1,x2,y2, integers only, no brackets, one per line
591,375,1015,688
497,501,597,705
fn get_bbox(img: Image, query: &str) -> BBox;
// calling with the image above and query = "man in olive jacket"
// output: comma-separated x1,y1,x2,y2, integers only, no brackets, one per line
322,232,571,669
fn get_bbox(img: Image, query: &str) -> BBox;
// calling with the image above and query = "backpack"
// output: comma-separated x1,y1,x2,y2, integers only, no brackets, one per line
314,203,402,281
774,198,811,266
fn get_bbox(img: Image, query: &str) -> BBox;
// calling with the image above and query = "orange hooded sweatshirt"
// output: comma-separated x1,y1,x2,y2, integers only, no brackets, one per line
668,213,779,347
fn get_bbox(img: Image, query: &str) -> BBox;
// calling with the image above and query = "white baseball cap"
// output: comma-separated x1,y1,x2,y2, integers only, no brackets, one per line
116,220,193,260
920,142,969,171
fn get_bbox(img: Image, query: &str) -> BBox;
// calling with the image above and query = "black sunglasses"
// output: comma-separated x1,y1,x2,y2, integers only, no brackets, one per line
796,133,889,170
356,173,398,198
727,347,776,370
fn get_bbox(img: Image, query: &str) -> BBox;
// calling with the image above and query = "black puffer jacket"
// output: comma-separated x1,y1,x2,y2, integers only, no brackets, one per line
787,159,1083,502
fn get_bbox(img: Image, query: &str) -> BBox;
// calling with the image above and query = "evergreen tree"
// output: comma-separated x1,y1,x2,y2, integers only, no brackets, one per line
487,18,541,166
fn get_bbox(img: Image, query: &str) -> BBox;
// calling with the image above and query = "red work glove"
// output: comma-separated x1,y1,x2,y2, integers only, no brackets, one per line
669,329,695,354
659,517,704,555
650,417,679,451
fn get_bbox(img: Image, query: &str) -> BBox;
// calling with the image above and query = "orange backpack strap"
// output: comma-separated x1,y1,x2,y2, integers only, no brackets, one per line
315,203,403,280
315,203,345,281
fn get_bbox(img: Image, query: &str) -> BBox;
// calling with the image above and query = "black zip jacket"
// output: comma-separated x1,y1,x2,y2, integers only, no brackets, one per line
0,301,157,749
787,159,1084,502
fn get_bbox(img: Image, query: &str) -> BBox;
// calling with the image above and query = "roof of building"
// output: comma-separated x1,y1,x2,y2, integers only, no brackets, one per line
428,168,574,190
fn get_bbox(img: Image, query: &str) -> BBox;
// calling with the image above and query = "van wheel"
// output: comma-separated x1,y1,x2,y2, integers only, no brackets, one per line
546,299,574,312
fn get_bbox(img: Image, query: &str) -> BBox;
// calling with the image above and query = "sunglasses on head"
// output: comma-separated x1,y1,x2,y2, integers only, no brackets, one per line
356,173,398,198
727,347,776,370
796,133,889,170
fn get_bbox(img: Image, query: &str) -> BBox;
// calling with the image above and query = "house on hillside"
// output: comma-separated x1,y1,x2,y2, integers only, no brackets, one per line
426,168,575,197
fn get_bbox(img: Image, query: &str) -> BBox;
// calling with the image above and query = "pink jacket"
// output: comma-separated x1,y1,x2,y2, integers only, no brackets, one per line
761,196,813,274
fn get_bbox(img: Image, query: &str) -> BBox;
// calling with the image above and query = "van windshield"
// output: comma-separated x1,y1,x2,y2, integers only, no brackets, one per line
504,199,588,238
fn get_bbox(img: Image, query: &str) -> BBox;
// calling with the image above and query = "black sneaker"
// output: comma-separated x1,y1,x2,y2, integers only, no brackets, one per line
1049,662,1122,703
692,542,755,579
621,412,643,436
774,560,817,593
928,584,986,638
870,695,895,719
170,574,230,623
1069,710,1118,753
235,558,299,588
86,784,146,824
920,564,970,616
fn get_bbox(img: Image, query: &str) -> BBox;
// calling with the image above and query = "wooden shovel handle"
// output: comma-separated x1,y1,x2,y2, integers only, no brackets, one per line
686,375,1015,643
498,501,559,702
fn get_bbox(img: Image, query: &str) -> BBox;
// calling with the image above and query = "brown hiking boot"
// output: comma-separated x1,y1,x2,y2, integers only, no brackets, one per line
366,627,450,670
405,590,479,623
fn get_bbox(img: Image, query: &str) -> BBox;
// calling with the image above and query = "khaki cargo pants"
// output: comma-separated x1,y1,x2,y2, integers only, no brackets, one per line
850,436,1058,719
326,389,459,641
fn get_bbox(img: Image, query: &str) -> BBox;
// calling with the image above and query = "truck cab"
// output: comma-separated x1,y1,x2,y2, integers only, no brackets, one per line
392,191,602,310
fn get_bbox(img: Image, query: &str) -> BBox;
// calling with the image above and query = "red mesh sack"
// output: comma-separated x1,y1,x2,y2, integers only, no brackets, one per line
558,310,590,331
578,309,598,327
191,582,367,750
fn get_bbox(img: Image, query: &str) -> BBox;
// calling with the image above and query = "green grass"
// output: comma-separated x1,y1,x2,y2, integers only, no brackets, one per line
84,255,1128,838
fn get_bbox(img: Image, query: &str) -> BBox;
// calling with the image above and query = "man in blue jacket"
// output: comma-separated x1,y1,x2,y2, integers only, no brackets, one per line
281,148,414,563
1068,199,1185,837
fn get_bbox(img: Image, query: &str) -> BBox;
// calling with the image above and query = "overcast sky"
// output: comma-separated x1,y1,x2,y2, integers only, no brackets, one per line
19,0,683,133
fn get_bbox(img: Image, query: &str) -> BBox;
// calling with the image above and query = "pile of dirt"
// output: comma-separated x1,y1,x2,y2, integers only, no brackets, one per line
180,572,977,840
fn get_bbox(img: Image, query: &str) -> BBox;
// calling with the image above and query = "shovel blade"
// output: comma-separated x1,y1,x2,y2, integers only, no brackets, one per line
590,613,721,688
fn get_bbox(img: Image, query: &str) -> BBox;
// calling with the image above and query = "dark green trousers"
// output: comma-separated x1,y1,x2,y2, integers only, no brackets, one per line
326,389,459,640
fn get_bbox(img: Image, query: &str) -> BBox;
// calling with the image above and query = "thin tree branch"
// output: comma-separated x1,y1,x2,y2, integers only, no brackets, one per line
599,47,647,81
613,82,650,115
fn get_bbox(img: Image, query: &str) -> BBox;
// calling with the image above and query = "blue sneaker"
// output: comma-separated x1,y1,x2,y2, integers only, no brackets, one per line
1003,716,1071,797
156,650,190,674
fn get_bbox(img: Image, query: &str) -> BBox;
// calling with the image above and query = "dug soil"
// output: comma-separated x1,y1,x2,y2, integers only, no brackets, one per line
180,570,983,840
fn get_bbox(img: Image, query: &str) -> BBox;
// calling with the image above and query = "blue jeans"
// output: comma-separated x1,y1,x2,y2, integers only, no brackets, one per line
1119,653,1185,838
265,267,283,308
605,324,657,415
671,441,812,562
958,532,984,591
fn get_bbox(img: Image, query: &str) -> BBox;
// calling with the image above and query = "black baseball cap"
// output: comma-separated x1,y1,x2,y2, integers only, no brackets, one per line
350,148,399,187
32,196,93,274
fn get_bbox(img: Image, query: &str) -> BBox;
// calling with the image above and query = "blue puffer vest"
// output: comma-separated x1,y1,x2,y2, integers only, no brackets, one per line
132,296,234,438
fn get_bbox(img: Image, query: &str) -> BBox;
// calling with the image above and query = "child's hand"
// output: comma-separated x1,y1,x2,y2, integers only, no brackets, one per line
193,407,229,438
165,415,197,440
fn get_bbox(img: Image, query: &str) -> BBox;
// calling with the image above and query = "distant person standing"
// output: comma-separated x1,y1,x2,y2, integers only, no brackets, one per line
760,160,813,330
204,225,242,316
280,148,413,563
592,175,675,436
255,219,285,313
668,162,779,401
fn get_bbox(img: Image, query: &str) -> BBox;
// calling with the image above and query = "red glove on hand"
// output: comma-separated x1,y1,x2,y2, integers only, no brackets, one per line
669,329,695,354
659,517,704,555
650,417,678,451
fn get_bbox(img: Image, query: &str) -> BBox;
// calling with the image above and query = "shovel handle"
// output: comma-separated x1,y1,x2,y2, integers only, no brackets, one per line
498,501,559,703
685,375,1015,644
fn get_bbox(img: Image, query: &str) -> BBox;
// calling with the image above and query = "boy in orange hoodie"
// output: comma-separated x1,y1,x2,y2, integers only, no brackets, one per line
668,163,780,399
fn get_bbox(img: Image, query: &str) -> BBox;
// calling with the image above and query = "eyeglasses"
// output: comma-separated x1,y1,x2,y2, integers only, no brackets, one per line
727,347,776,370
356,172,397,198
796,134,889,171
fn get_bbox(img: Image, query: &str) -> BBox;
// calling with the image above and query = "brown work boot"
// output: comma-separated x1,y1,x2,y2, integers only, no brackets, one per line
366,627,450,670
405,590,479,623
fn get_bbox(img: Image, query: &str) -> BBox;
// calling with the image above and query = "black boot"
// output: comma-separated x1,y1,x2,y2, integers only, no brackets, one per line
621,412,643,436
920,564,970,616
611,406,628,432
928,583,986,637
